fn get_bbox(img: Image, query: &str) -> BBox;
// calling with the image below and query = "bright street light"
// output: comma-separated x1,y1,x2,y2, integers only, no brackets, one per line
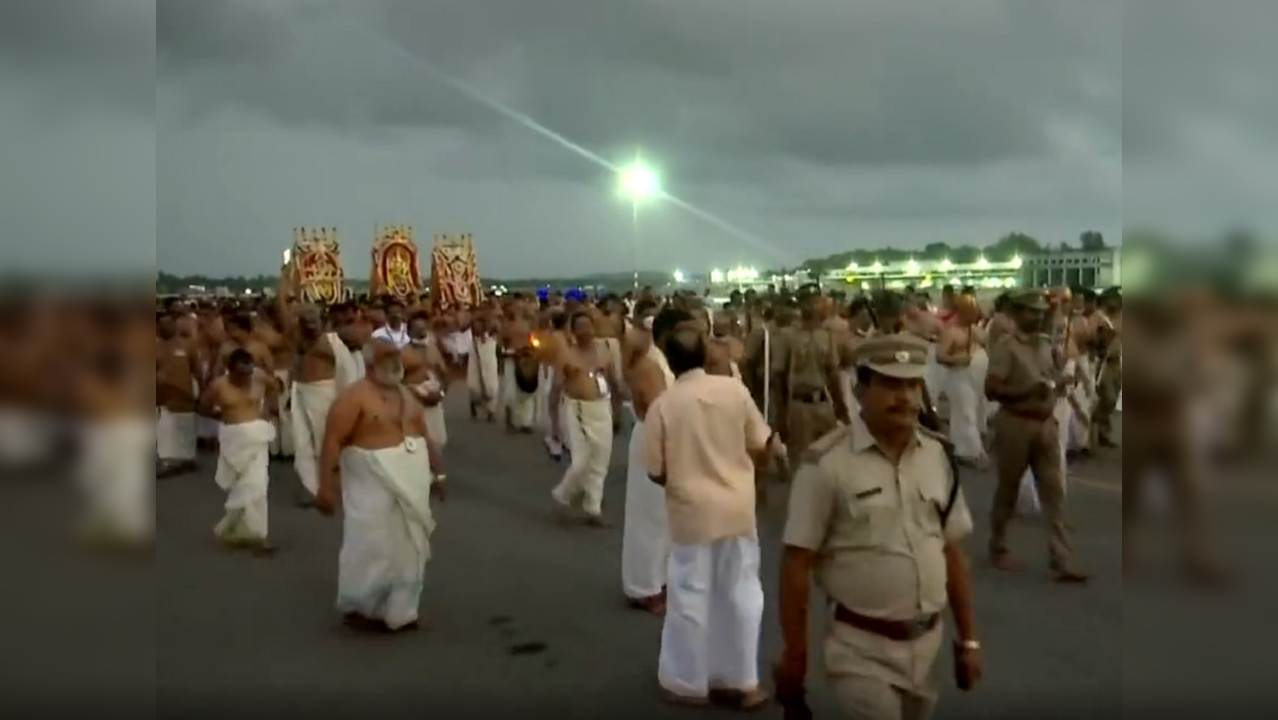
618,161,661,203
673,270,686,283
617,154,663,290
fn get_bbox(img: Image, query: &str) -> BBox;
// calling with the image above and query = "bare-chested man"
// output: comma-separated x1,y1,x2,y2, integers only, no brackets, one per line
403,312,449,449
157,309,203,476
937,295,989,465
467,312,500,422
315,339,445,633
199,348,278,554
217,314,274,378
549,311,621,526
621,301,677,612
76,304,155,549
284,303,357,506
498,304,537,432
538,310,572,459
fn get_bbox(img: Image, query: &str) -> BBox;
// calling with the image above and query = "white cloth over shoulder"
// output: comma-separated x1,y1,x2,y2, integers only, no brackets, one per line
467,335,500,409
157,408,197,461
291,379,337,496
215,420,275,542
945,348,989,462
79,416,153,541
337,439,437,630
622,420,670,599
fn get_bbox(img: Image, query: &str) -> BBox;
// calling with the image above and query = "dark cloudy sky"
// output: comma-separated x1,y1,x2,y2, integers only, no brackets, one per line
2,1,1275,278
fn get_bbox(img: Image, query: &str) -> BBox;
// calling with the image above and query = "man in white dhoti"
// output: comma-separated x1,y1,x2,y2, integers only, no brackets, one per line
316,340,446,633
287,305,359,507
403,314,449,449
156,311,202,477
467,316,500,422
77,311,154,549
499,306,538,432
622,302,676,613
937,295,989,468
644,327,776,709
538,311,571,460
200,349,278,554
550,312,621,526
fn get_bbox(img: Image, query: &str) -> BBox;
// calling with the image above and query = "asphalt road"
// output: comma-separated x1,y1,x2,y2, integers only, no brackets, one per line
0,400,1272,717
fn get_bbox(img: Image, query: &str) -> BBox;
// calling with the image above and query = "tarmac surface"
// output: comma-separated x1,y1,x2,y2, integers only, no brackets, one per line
0,398,1273,718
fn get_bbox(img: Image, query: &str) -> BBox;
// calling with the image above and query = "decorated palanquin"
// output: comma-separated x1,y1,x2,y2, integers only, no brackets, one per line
290,227,349,305
430,233,484,311
371,225,422,300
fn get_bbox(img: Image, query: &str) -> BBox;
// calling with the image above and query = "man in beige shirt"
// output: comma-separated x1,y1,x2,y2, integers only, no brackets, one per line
644,326,778,710
777,334,981,720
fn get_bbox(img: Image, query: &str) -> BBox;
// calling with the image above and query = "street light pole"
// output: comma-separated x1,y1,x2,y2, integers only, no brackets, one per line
632,200,640,291
617,153,660,294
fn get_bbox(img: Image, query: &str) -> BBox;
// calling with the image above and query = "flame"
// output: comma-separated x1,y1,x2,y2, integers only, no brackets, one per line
530,334,541,348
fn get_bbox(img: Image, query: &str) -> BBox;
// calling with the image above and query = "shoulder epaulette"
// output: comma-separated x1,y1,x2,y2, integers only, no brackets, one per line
801,424,851,464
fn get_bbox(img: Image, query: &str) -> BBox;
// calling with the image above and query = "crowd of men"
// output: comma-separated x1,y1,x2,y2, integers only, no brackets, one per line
0,278,1270,717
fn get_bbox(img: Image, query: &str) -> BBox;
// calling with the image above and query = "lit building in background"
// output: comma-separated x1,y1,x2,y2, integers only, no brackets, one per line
1021,247,1120,288
819,256,1024,292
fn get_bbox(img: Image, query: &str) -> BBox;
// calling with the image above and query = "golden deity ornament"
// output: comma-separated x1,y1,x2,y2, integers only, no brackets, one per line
290,227,349,305
371,225,422,300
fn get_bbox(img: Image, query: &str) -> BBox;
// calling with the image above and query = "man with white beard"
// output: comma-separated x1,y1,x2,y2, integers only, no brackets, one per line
621,302,678,614
316,340,446,632
287,304,361,506
644,325,778,709
199,348,278,555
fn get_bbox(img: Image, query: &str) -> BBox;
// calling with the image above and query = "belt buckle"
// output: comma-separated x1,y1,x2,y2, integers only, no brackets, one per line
902,616,932,640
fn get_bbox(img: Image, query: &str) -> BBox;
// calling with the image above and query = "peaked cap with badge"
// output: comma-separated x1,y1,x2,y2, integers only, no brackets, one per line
853,333,929,380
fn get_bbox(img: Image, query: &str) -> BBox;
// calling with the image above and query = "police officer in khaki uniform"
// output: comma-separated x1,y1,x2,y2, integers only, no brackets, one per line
776,335,981,720
984,291,1088,583
767,286,850,469
1090,288,1121,448
1120,294,1226,584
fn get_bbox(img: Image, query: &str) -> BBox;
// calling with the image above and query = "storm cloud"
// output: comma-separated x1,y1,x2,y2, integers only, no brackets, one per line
2,0,1272,278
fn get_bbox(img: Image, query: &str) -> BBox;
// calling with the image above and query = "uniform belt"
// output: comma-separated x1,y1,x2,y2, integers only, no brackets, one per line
792,391,829,404
1000,406,1054,422
834,604,939,641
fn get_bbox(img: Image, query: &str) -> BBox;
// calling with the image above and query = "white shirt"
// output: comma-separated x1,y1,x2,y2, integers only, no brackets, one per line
371,324,411,349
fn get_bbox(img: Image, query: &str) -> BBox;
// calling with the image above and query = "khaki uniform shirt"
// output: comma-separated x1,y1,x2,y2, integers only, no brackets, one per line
987,330,1055,417
783,418,973,697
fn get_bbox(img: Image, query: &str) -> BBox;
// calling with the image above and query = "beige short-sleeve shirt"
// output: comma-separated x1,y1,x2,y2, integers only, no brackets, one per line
783,417,973,620
645,369,771,545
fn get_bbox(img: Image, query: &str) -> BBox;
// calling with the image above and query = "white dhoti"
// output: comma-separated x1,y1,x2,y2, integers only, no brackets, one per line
946,351,988,463
214,420,275,543
467,338,500,413
551,397,612,515
156,408,197,462
537,365,564,456
659,534,764,696
622,420,670,599
924,343,945,401
500,358,536,430
291,379,337,497
78,417,154,542
0,407,52,466
271,370,294,457
337,439,436,630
